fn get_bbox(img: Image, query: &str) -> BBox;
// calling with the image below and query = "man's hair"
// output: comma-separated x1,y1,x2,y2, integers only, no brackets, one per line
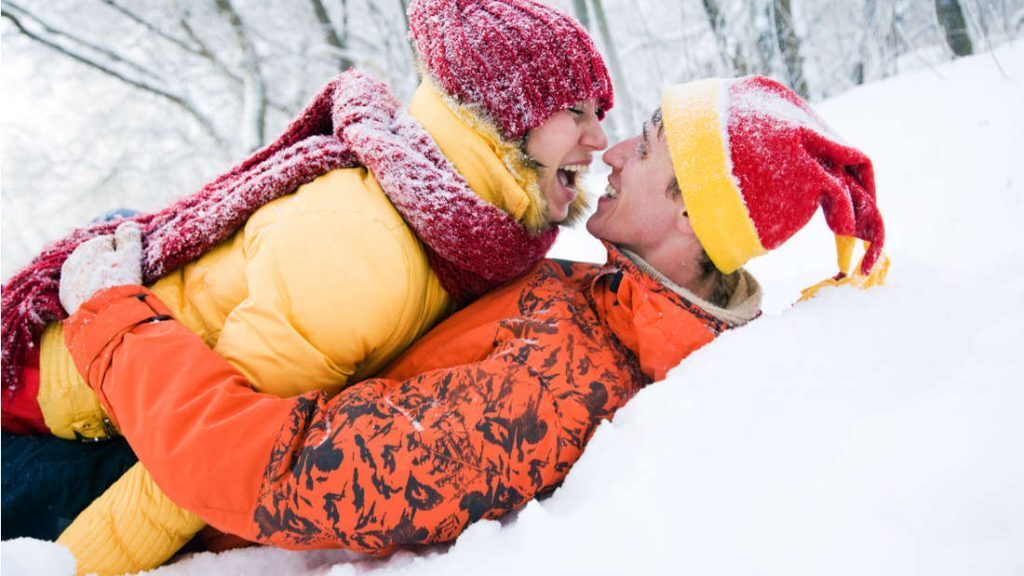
700,251,739,308
651,108,737,308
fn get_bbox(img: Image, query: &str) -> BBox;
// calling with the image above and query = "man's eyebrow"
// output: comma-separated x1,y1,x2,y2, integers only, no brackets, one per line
652,108,666,138
641,120,650,145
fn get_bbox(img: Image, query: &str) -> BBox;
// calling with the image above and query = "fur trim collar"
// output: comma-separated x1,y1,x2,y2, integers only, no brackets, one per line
621,249,762,326
413,76,590,231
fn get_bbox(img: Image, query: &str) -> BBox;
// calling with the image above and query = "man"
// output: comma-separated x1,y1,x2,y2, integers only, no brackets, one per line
59,76,886,555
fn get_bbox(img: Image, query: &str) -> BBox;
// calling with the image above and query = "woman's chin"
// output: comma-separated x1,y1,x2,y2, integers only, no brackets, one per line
544,197,570,223
547,208,569,224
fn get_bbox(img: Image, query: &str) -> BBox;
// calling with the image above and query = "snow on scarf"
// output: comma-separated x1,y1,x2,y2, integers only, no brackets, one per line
1,69,557,400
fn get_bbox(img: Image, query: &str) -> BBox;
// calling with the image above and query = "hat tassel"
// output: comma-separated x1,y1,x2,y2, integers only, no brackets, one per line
799,236,890,301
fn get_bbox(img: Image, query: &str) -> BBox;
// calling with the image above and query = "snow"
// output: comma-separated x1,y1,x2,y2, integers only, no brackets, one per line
4,41,1024,575
0,539,75,576
728,77,835,138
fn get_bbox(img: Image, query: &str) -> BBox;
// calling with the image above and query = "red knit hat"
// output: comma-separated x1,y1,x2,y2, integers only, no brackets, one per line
408,0,614,141
661,76,886,281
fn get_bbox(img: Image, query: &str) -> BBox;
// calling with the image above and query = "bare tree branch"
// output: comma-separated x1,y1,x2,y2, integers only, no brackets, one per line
309,0,355,70
214,0,267,150
590,0,635,134
397,0,411,43
98,0,201,56
6,1,163,83
3,9,229,149
170,1,292,117
960,0,1007,77
700,0,750,75
571,0,590,29
934,0,974,56
773,0,810,98
101,0,290,115
173,0,241,80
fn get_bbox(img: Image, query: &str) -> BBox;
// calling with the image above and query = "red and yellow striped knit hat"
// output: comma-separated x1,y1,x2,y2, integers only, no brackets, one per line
661,76,888,291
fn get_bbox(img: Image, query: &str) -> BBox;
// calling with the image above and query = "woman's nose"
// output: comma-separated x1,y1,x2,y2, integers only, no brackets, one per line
582,116,609,151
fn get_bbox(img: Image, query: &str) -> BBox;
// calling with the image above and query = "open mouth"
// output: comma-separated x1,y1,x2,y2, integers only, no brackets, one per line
603,182,619,199
556,164,588,192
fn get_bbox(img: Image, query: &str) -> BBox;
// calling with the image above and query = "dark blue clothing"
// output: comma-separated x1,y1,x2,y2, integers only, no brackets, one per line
92,208,140,223
1,207,141,542
1,432,137,541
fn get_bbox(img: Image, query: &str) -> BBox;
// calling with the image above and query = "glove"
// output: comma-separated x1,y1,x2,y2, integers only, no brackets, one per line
59,222,144,314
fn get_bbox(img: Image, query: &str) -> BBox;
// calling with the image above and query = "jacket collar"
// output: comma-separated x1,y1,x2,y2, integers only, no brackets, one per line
591,244,762,381
618,249,762,326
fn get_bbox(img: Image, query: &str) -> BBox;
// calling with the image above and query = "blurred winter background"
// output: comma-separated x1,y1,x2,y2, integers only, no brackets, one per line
3,2,1024,575
3,0,1023,278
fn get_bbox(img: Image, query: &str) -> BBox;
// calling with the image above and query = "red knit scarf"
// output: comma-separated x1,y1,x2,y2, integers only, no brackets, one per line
1,69,557,400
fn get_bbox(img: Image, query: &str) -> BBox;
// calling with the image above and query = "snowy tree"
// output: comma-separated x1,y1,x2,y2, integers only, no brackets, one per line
772,0,809,97
1,0,417,275
935,0,974,56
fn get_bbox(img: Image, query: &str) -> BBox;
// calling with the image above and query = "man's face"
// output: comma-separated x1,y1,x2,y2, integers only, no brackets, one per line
586,113,684,253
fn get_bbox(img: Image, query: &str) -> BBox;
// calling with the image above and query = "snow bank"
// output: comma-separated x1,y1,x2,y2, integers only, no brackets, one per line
1,539,75,576
4,41,1023,575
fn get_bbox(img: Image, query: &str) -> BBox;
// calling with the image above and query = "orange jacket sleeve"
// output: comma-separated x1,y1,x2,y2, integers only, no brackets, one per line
65,285,297,536
65,284,645,553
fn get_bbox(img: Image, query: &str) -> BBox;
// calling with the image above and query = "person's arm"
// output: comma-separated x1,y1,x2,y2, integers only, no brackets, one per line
66,285,639,552
52,224,210,576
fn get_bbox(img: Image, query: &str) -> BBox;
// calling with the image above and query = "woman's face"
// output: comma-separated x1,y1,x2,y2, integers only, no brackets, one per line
525,99,608,223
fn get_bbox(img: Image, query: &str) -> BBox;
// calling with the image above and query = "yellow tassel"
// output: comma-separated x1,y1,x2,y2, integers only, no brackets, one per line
800,238,890,302
835,234,857,276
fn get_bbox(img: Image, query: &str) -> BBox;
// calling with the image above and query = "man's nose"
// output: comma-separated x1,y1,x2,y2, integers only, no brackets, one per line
602,137,637,169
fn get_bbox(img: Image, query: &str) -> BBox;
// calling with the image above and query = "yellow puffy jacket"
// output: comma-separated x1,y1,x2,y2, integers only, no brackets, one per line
44,80,570,575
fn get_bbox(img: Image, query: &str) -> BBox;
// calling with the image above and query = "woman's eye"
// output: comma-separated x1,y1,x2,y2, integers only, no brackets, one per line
569,107,584,116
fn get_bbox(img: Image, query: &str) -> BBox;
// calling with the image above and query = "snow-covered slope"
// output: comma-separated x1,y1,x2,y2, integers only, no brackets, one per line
4,41,1024,576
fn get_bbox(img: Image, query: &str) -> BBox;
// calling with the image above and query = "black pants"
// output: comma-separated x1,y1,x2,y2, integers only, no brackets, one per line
1,432,137,540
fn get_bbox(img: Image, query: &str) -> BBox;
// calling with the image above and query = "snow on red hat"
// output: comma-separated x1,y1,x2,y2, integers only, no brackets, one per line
661,75,886,280
408,0,614,141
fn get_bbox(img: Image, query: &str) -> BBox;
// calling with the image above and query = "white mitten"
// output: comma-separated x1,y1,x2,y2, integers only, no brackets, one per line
59,222,144,314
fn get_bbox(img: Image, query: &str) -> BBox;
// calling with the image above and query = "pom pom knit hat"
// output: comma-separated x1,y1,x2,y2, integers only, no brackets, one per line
661,75,888,288
408,0,614,141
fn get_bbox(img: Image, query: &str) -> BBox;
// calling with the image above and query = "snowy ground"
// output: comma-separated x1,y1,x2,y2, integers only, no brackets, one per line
4,42,1024,575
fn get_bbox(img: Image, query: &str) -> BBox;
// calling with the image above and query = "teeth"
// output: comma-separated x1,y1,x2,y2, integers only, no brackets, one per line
558,164,587,190
604,183,618,198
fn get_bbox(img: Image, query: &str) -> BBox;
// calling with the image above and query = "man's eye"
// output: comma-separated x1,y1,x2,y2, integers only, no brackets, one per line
635,140,648,158
569,107,584,116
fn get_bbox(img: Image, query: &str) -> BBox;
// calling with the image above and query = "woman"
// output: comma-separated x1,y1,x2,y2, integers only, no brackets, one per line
0,0,611,573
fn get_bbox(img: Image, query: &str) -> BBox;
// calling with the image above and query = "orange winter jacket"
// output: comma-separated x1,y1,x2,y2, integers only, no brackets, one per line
65,247,760,553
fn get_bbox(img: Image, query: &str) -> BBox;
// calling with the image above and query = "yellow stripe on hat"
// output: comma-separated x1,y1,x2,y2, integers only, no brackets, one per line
661,79,765,274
